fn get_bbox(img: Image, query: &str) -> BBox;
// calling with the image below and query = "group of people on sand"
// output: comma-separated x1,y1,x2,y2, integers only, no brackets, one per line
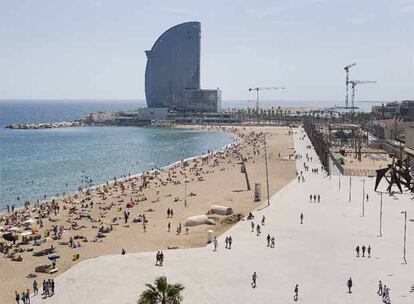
377,280,391,303
14,279,55,304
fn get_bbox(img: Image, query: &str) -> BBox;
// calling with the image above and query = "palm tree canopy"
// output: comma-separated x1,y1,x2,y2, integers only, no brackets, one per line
138,276,185,304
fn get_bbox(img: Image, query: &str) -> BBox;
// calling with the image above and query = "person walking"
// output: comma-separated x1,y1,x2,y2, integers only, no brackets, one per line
267,234,271,247
15,291,20,304
225,236,229,249
271,236,275,248
356,245,360,257
256,224,261,236
251,272,257,288
347,277,353,293
300,213,304,224
317,194,320,203
51,279,55,295
228,236,232,249
261,215,265,226
213,237,218,251
382,285,387,301
33,280,38,295
377,280,383,296
251,221,254,232
367,245,371,258
362,245,366,257
294,284,299,301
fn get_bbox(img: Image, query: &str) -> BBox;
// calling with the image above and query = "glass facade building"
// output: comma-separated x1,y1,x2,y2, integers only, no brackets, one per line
145,22,221,112
145,22,201,109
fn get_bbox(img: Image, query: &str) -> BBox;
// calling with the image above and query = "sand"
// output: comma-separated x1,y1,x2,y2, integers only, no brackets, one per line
30,127,414,304
0,126,296,303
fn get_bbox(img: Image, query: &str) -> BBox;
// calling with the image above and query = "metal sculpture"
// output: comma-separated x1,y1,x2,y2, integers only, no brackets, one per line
375,157,413,193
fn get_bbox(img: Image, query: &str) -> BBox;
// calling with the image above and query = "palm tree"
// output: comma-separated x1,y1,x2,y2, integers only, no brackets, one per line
138,276,185,304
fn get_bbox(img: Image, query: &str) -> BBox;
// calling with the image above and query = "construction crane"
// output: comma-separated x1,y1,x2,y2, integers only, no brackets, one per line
344,63,357,108
248,87,286,113
349,80,377,111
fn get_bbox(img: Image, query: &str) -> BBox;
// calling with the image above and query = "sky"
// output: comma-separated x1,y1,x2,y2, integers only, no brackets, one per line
0,0,413,103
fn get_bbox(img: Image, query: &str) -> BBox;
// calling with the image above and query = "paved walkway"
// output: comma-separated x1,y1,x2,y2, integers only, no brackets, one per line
33,128,414,304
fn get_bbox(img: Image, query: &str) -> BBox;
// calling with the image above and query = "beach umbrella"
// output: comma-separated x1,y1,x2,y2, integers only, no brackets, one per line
48,253,60,260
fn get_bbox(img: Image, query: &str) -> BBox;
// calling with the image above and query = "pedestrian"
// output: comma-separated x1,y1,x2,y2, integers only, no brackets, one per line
367,245,371,258
356,245,360,257
167,208,170,218
42,280,46,295
251,272,257,288
362,245,366,257
294,284,299,301
256,224,261,236
377,280,383,296
160,251,164,266
15,291,20,304
382,285,387,301
225,236,229,249
317,194,320,203
228,236,232,249
213,237,218,251
300,213,303,224
309,194,312,203
155,251,160,265
271,236,275,248
261,215,265,226
33,280,38,295
170,209,174,218
267,234,271,247
313,194,316,202
25,289,30,303
251,221,254,232
168,222,171,232
366,194,369,202
347,277,353,293
51,279,55,295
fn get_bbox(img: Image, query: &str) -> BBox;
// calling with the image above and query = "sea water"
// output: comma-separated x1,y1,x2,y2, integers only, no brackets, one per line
0,101,236,209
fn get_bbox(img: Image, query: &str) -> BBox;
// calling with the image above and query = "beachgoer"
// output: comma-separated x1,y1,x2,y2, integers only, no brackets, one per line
367,245,371,258
168,222,171,232
251,221,254,232
294,284,299,301
228,236,232,249
213,237,218,251
261,215,265,226
271,236,275,248
251,272,257,288
225,236,229,249
356,246,360,257
121,248,126,255
377,280,383,296
15,291,20,304
33,280,38,295
347,277,353,293
300,213,303,224
362,245,366,257
267,234,271,247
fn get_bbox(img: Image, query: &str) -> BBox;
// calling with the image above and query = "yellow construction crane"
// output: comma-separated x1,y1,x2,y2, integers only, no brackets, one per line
248,86,286,112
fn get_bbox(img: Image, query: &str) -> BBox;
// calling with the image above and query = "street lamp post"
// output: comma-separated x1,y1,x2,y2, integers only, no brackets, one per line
379,192,383,237
362,179,365,217
264,135,270,207
401,210,407,264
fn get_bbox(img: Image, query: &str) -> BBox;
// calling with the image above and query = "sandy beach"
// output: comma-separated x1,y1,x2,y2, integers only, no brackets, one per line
0,125,296,303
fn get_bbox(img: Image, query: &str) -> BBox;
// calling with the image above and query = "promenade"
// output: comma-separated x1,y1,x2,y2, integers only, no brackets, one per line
33,127,414,304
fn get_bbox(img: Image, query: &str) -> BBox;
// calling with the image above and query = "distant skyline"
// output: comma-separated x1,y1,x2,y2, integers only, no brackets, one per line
1,0,413,102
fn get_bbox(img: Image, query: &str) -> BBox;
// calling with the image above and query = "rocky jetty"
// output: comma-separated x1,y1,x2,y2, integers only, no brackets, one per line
5,121,87,130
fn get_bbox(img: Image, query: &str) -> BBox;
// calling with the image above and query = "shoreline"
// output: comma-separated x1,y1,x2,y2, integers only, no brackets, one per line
0,126,239,211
